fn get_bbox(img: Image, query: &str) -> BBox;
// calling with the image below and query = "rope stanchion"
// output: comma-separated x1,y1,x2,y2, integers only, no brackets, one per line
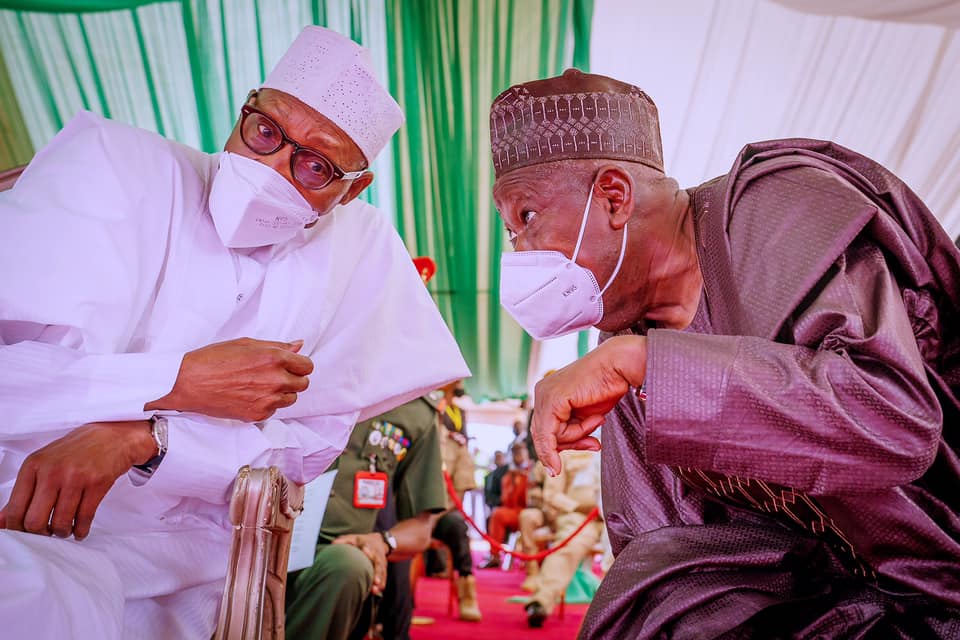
443,470,599,562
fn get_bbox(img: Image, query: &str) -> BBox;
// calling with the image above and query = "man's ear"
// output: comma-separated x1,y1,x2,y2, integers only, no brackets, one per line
339,171,375,206
595,165,634,230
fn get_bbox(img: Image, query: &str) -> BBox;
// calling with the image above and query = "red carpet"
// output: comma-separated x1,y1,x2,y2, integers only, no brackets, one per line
409,564,589,639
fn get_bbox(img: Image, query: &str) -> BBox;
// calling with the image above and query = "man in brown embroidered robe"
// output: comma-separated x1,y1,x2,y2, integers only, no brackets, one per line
491,69,960,638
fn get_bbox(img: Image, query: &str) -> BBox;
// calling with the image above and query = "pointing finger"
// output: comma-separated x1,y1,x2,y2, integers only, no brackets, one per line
558,436,602,452
532,417,562,477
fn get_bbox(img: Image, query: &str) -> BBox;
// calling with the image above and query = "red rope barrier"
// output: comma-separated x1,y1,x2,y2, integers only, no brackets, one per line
443,470,600,562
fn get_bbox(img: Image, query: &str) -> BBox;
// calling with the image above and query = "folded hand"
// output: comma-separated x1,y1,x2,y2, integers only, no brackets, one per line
332,533,389,595
146,337,314,422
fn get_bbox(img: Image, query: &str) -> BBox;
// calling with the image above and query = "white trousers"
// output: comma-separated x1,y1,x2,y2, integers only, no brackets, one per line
0,529,224,640
0,531,123,639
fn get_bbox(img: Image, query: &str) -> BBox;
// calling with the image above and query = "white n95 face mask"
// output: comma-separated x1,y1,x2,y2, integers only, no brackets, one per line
499,180,628,340
208,152,319,248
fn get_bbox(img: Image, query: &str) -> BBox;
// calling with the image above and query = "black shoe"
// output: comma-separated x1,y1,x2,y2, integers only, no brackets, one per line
479,556,501,569
525,601,547,628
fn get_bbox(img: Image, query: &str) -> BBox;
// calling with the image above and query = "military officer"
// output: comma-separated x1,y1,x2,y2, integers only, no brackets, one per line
284,392,448,639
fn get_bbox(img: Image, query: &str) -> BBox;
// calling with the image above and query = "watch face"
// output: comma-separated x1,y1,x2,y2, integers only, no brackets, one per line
382,530,397,551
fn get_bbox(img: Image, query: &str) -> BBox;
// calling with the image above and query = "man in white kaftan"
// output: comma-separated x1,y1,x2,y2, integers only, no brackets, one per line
0,26,469,640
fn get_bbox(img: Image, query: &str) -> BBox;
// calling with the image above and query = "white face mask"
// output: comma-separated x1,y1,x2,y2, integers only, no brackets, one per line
208,152,319,248
499,180,628,340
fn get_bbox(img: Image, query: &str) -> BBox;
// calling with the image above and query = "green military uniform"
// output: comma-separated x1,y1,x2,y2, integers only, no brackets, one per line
285,394,447,640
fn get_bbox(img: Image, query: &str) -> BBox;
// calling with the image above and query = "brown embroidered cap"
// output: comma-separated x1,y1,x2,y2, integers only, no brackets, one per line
489,68,664,177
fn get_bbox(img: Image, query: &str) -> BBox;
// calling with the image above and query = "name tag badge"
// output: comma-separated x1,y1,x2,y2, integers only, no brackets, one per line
353,471,388,509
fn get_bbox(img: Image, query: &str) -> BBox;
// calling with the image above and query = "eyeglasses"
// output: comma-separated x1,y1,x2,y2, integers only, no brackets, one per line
239,99,366,191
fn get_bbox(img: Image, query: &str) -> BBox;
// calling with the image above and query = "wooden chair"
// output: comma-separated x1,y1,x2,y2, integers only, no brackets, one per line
214,466,305,640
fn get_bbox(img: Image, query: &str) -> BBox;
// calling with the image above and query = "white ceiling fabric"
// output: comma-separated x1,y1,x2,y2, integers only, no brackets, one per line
591,0,960,240
771,0,960,29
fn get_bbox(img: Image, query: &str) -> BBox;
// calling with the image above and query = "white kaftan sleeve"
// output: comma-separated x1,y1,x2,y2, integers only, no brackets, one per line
0,112,189,437
0,336,181,438
143,413,356,504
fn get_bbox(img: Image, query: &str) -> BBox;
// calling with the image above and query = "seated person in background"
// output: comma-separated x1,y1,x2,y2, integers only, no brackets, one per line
517,461,547,589
520,450,602,628
426,380,482,621
482,442,531,568
0,26,467,640
510,419,527,450
483,450,509,515
284,391,448,640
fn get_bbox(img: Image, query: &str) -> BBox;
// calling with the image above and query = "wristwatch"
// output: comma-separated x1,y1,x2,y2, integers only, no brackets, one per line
380,529,398,557
133,415,168,475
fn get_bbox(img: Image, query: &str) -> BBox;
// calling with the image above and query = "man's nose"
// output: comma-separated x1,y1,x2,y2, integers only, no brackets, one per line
257,143,296,184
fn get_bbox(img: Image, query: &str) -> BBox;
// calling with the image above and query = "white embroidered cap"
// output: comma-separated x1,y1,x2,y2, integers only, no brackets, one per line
262,26,404,165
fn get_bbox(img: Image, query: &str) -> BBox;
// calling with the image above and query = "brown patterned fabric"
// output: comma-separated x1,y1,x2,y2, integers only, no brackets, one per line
489,69,663,177
581,138,960,639
673,466,876,579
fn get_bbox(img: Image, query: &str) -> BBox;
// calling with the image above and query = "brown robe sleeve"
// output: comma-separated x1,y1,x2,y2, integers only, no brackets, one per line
645,222,941,497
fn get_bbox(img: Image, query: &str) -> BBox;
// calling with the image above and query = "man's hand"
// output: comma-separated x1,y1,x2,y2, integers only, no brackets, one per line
145,337,314,422
333,533,389,595
0,421,157,540
532,335,648,476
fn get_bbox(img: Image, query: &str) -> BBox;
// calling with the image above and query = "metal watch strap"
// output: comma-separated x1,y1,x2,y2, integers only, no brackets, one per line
133,416,168,475
380,529,397,557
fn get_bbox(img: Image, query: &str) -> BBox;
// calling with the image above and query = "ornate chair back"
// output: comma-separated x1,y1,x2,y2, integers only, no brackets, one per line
214,466,305,640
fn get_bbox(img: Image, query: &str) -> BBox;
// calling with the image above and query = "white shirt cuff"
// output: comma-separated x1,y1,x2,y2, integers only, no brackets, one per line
84,351,184,420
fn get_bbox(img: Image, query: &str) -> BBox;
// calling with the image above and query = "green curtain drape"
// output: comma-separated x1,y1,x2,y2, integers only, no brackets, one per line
0,1,157,11
386,0,593,399
0,0,393,205
0,0,593,399
0,45,33,168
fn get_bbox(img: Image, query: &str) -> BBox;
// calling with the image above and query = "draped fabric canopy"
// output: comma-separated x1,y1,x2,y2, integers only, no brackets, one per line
770,0,960,29
0,0,594,400
592,0,960,239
